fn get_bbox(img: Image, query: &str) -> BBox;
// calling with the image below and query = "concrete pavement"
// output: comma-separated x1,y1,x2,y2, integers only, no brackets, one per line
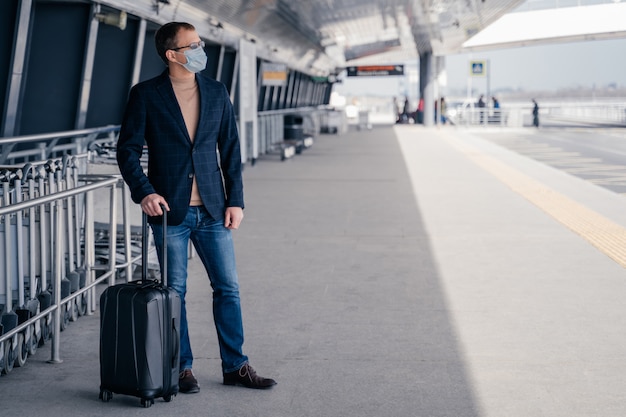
2,124,626,416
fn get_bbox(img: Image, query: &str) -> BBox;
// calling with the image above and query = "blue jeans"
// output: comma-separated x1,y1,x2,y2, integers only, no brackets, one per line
151,206,248,373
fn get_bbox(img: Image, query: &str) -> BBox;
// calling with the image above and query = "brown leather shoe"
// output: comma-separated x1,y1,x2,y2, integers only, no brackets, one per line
223,363,277,389
179,369,200,394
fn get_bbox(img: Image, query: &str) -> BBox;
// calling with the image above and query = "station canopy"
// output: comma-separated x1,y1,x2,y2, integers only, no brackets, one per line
132,0,526,75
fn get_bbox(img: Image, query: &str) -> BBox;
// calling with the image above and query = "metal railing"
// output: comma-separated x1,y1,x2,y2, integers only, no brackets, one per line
256,108,319,160
0,125,119,165
0,175,120,366
0,125,151,373
446,101,626,127
545,101,626,126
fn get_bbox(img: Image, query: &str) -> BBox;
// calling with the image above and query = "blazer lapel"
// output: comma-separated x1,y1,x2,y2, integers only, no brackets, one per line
195,75,211,143
155,70,192,144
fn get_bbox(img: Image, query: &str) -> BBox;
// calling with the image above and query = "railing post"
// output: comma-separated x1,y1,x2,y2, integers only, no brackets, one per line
48,198,63,364
107,184,117,288
84,190,96,315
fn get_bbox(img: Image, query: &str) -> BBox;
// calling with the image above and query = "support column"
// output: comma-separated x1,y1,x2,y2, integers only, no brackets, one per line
420,51,434,127
434,55,445,126
238,39,257,163
2,0,33,137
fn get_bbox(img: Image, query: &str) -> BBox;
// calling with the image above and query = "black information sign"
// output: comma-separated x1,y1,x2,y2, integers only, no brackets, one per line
346,65,404,77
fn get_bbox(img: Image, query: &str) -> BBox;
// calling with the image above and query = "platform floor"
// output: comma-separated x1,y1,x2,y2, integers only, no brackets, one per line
2,124,626,416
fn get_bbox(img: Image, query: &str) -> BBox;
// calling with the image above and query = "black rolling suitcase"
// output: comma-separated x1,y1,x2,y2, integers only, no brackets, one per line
99,209,181,408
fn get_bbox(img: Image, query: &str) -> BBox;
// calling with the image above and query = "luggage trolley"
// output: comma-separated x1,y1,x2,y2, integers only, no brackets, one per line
0,154,91,374
357,110,372,130
320,107,346,134
0,167,23,374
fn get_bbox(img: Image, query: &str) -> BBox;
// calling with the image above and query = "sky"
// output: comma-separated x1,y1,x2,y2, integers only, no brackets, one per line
334,37,626,98
445,37,626,93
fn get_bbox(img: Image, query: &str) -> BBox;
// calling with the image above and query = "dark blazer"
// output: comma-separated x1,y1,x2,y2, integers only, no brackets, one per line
117,70,244,225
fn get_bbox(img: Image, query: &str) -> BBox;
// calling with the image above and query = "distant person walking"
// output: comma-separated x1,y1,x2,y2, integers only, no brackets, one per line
403,96,410,123
440,97,447,124
491,96,500,124
477,95,486,124
532,99,539,127
417,97,424,124
394,97,401,123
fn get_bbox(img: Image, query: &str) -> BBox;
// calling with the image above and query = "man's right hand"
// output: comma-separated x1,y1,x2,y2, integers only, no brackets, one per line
140,193,170,216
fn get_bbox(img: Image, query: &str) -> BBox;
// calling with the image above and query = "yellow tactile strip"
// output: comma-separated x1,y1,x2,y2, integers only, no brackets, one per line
445,132,626,269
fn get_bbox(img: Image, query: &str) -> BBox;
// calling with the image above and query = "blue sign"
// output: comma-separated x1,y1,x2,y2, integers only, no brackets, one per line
470,60,486,77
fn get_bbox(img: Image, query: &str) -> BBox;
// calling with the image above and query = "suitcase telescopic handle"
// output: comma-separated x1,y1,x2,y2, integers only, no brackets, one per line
141,204,168,286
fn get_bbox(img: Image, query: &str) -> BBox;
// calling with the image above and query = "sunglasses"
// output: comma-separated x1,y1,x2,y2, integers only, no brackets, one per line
171,41,205,51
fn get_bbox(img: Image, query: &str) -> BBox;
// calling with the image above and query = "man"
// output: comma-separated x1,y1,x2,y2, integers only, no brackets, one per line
477,95,486,124
116,21,276,393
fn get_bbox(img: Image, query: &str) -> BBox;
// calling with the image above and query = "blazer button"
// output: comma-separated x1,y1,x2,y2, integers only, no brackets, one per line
188,173,193,179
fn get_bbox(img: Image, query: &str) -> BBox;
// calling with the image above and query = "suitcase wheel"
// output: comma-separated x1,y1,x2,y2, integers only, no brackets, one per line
141,398,154,408
79,295,88,316
163,394,173,402
2,339,15,375
60,306,70,331
14,333,28,368
69,300,79,322
28,324,39,356
39,317,52,346
0,341,6,374
99,389,112,402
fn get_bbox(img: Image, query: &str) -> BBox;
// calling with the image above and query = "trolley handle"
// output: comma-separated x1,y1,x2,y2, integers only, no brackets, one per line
141,204,168,286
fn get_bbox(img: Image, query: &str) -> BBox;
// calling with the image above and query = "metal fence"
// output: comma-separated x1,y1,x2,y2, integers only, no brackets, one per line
446,100,626,127
0,126,119,166
0,126,148,375
256,108,319,162
0,165,120,371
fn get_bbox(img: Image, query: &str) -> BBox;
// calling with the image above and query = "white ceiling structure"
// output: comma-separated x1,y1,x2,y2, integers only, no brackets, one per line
462,2,626,51
187,0,527,72
102,0,526,75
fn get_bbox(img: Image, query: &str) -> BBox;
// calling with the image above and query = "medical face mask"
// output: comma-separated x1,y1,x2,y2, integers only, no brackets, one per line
178,47,207,73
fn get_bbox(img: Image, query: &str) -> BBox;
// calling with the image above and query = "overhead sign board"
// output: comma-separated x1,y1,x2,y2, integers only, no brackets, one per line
347,65,404,77
470,60,486,77
261,63,288,86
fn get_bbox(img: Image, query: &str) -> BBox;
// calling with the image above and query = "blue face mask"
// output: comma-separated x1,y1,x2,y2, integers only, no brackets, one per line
178,47,207,73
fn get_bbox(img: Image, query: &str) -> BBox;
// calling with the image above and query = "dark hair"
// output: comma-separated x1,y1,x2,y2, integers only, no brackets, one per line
155,22,196,63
